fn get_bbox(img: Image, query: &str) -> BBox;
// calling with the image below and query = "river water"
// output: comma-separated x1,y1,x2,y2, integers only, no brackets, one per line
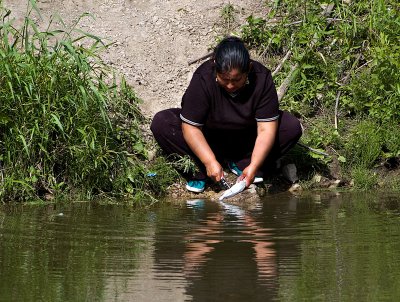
1,191,400,301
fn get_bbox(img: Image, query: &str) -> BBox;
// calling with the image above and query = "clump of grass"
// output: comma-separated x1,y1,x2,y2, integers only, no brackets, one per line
0,2,177,202
381,123,400,159
343,120,382,169
221,3,236,33
350,166,378,190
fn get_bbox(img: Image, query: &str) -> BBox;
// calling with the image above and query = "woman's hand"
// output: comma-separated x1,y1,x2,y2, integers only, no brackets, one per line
240,120,279,187
239,165,257,187
205,160,224,183
182,122,223,183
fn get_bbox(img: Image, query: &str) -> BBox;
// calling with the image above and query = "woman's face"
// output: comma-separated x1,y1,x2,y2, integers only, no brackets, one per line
216,68,247,94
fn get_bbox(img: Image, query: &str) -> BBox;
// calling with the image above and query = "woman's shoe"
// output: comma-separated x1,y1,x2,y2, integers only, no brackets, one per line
186,180,206,193
227,161,264,184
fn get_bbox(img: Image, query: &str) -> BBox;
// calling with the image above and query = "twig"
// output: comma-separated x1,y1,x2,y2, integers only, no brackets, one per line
284,21,303,26
354,59,373,73
334,90,342,129
272,50,292,77
277,63,298,102
326,18,347,22
276,3,335,100
297,142,330,157
188,51,213,66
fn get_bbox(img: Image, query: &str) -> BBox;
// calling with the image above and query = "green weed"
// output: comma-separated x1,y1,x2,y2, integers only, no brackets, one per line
220,3,236,34
343,120,382,169
301,114,342,151
350,166,378,190
0,2,177,202
381,123,400,159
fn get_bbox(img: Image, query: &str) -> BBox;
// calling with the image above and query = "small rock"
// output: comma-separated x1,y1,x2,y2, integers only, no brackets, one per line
289,183,302,193
313,174,322,183
282,163,299,183
328,179,341,189
44,193,54,201
247,184,257,194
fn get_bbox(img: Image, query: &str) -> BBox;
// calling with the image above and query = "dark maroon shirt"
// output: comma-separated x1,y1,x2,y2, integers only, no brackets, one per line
180,59,279,131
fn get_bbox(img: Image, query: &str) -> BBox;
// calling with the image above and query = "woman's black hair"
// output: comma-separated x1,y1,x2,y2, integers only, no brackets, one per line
213,36,250,74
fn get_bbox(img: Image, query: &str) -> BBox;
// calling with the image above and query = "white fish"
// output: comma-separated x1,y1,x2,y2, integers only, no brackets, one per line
218,179,246,201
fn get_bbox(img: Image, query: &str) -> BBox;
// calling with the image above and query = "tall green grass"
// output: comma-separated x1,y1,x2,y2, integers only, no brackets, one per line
0,2,176,202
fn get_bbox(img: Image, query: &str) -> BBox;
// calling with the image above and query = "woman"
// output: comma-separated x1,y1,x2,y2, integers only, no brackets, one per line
151,36,302,193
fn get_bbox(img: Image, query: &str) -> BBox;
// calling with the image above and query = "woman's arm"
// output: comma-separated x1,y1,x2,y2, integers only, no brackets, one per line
182,122,224,182
240,120,278,187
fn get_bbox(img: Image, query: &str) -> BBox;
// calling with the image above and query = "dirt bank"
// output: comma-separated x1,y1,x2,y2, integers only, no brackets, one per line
4,0,267,118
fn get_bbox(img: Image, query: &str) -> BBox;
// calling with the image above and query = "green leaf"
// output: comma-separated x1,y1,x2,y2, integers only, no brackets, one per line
133,141,144,154
127,173,135,183
51,113,64,132
0,113,11,125
302,64,314,69
19,134,30,157
12,180,34,191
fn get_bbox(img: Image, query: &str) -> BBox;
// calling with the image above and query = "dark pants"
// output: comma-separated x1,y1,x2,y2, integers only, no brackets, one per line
150,108,302,180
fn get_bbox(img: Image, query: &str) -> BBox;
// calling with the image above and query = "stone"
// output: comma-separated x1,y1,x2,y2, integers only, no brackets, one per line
328,179,341,189
289,183,302,193
282,163,299,183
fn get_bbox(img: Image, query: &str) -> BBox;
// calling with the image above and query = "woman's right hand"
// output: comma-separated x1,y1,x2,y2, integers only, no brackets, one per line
205,160,224,183
182,123,224,183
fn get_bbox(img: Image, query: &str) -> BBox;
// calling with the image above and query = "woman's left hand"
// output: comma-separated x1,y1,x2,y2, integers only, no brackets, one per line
239,165,258,187
239,120,279,187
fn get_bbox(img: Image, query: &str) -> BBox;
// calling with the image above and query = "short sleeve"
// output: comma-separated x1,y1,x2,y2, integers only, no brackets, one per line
180,73,210,127
255,73,279,122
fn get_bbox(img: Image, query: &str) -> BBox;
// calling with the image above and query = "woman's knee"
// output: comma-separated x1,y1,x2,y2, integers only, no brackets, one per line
150,108,181,138
290,115,303,141
281,111,302,141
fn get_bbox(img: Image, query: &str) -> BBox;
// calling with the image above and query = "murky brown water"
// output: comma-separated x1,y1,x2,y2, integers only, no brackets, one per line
1,191,400,301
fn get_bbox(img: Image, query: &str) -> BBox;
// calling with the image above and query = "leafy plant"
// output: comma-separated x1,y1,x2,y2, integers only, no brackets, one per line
241,0,400,119
240,0,400,182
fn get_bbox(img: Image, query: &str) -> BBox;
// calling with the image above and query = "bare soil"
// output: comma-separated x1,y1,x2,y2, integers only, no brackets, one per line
4,0,267,118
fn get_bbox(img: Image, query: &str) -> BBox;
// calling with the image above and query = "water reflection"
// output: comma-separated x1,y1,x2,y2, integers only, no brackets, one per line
1,192,400,301
179,199,277,301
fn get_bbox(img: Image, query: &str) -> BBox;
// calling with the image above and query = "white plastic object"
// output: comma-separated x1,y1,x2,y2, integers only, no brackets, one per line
218,180,246,201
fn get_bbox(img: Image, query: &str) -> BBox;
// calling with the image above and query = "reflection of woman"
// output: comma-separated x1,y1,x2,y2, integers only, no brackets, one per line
182,202,278,301
151,36,302,192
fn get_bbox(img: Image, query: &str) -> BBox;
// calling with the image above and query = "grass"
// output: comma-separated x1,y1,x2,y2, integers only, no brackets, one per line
220,3,236,34
350,166,378,190
0,1,178,202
